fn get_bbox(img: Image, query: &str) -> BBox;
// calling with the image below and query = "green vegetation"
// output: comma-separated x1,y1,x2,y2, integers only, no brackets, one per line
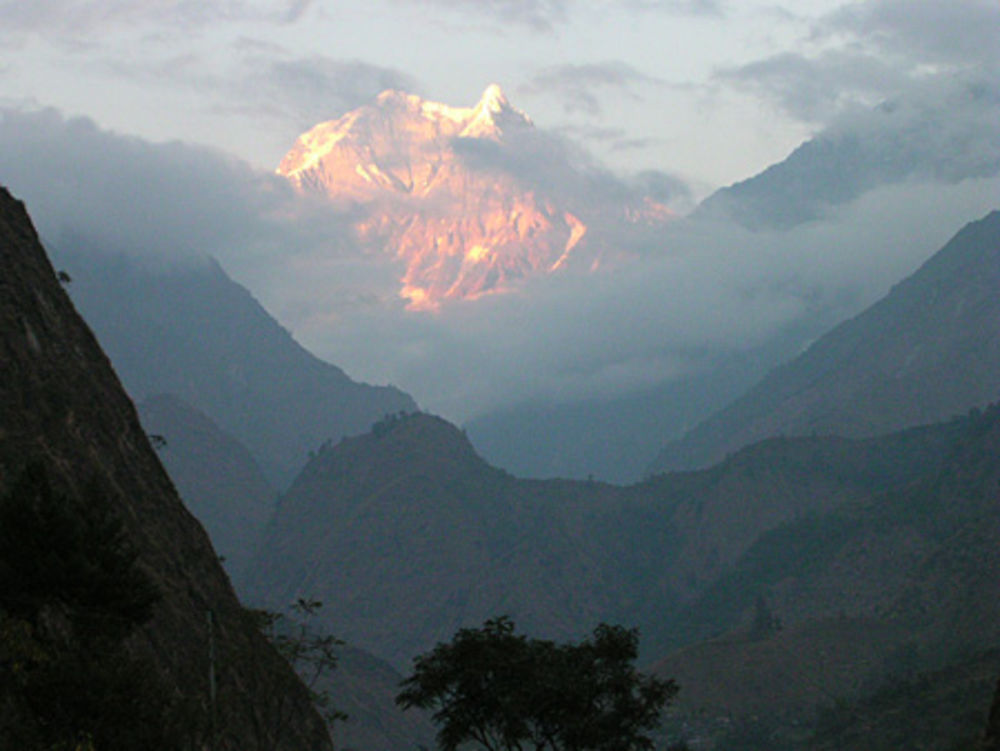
397,616,676,751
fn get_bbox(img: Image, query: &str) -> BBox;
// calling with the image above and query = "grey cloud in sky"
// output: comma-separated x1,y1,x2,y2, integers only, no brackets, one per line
716,49,908,123
98,46,417,132
719,0,999,126
452,125,693,216
825,0,1000,69
0,101,995,425
233,55,419,128
610,137,662,152
620,0,724,16
0,107,282,258
555,124,666,162
398,0,571,33
0,106,380,290
0,0,314,38
398,0,723,33
524,62,666,116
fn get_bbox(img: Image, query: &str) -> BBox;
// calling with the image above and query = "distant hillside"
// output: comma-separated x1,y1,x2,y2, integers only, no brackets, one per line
242,410,960,669
0,187,330,749
239,399,1000,749
652,210,1000,473
57,247,417,486
695,81,1000,230
244,412,632,666
136,394,435,751
464,340,798,484
652,402,1000,749
137,393,276,579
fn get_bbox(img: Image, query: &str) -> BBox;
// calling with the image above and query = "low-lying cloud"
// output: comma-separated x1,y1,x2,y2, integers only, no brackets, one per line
0,102,996,427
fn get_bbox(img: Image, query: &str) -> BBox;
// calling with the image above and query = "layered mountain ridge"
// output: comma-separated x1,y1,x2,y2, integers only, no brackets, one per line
0,186,331,748
278,84,668,308
58,248,416,486
651,209,1000,473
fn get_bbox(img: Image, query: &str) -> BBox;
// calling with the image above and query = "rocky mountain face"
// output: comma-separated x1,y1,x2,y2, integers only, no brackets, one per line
0,187,331,749
57,248,416,486
134,393,436,750
277,84,669,308
651,210,1000,474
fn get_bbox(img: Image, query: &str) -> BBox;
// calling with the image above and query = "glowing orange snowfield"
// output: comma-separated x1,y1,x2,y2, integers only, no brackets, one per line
278,85,669,310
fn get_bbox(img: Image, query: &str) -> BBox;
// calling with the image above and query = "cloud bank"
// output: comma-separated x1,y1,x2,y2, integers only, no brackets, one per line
1,94,995,424
716,0,1000,125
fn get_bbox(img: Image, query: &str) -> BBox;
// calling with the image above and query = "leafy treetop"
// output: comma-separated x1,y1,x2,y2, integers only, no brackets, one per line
397,616,677,751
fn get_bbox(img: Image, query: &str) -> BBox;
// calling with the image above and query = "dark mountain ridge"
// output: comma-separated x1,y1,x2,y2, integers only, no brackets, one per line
137,393,276,579
243,407,967,669
0,186,330,748
652,209,1000,473
56,246,417,486
651,402,1000,749
695,79,1000,230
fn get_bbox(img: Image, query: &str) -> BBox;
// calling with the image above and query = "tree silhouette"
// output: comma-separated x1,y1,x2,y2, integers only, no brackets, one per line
397,616,677,751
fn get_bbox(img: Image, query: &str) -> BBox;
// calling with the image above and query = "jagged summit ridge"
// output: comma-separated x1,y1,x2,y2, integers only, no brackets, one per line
277,84,669,309
276,84,587,309
278,84,530,189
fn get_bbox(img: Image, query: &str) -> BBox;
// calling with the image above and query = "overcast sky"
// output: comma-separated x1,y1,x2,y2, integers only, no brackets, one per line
0,0,926,191
1,0,997,422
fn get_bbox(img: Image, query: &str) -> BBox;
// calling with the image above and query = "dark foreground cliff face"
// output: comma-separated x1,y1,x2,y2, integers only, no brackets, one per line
0,186,332,750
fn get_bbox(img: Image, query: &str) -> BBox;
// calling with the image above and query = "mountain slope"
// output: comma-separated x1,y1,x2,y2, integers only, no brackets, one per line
651,403,1000,749
137,393,276,579
242,411,956,668
0,186,330,749
652,210,1000,473
57,248,416,486
695,78,1000,230
278,85,668,308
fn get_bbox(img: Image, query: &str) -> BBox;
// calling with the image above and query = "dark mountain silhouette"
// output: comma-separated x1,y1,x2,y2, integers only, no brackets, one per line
651,210,1000,474
137,393,276,579
695,82,1000,230
136,394,435,751
652,402,1000,749
0,186,330,749
55,247,417,486
243,409,961,668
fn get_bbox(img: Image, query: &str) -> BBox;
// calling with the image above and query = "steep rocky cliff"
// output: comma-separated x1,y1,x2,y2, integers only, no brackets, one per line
58,248,416,486
0,186,331,749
